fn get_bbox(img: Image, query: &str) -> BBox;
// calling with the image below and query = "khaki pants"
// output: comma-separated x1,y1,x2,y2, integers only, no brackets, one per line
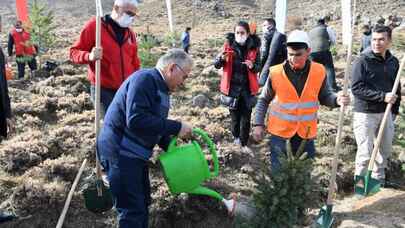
353,112,394,180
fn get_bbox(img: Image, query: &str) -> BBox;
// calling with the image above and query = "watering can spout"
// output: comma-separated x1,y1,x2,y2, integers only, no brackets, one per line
189,186,237,215
189,186,223,201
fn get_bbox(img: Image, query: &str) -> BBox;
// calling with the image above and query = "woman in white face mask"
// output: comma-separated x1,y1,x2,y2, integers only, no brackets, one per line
214,21,262,154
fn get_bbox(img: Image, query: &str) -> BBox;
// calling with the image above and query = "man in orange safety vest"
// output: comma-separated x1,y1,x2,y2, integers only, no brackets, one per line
252,30,350,169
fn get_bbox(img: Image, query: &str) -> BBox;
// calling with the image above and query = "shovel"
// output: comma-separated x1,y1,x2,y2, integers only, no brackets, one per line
316,3,354,225
316,44,351,228
82,0,113,213
354,54,405,196
56,159,87,228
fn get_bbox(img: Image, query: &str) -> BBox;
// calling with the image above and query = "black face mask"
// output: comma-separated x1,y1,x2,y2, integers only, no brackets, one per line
264,27,275,36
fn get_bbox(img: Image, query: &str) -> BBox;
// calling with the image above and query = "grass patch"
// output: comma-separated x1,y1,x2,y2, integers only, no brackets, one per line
392,32,405,51
138,33,160,68
394,104,405,148
162,31,181,48
207,37,223,49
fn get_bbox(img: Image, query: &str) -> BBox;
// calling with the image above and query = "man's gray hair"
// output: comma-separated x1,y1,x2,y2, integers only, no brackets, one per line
114,0,139,7
156,48,193,70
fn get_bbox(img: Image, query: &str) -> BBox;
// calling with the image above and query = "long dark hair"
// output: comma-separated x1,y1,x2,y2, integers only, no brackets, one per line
234,21,250,34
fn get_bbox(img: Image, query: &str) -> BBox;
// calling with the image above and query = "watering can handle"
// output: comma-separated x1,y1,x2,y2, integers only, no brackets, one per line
192,128,219,178
166,128,220,178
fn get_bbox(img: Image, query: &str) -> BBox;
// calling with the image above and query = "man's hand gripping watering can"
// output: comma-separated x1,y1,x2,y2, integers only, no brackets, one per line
159,128,236,215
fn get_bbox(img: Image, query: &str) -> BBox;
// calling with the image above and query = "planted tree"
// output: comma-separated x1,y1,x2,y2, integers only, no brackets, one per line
28,0,56,66
240,140,319,228
394,103,405,147
137,34,160,68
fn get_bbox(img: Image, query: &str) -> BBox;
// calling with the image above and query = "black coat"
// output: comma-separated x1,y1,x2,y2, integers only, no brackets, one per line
214,33,261,107
351,49,401,114
0,47,11,137
259,30,287,86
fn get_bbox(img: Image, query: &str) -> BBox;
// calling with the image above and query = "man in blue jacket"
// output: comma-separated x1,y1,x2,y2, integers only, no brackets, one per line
0,18,12,140
0,15,16,224
97,49,193,228
181,27,191,53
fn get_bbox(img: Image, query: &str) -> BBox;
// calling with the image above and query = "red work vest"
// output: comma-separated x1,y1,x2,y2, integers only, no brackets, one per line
219,42,259,95
11,29,36,56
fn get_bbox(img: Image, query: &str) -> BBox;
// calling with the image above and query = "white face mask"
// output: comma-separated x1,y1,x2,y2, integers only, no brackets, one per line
15,28,23,33
262,25,274,33
116,13,134,28
235,35,247,45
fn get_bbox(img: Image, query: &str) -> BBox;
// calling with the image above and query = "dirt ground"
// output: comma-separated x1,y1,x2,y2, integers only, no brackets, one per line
0,0,404,227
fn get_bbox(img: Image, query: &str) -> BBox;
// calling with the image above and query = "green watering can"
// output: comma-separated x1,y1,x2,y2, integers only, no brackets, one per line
159,128,236,214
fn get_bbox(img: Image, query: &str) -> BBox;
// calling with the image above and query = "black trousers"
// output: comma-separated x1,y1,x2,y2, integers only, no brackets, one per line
310,51,338,90
229,97,252,146
183,45,189,53
17,56,37,79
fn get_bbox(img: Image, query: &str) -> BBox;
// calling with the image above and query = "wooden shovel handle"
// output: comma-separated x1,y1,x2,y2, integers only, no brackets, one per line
94,0,103,194
56,159,87,228
326,40,353,205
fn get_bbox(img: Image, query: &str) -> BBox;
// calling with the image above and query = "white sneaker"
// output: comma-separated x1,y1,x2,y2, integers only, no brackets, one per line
241,146,252,154
101,173,110,188
233,138,241,145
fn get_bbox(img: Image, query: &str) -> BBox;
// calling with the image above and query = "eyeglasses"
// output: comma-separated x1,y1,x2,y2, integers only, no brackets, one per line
124,10,137,17
175,64,189,79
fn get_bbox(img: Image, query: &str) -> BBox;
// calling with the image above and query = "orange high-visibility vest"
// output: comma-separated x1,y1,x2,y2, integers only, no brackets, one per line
267,62,326,139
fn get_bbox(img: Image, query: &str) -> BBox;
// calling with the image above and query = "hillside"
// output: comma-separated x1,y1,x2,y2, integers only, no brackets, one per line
0,0,404,227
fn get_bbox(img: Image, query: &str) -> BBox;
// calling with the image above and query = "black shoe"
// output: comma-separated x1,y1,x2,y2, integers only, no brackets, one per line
381,180,402,189
0,211,16,223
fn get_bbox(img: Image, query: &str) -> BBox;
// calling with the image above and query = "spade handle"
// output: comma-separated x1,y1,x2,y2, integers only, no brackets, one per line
326,14,355,204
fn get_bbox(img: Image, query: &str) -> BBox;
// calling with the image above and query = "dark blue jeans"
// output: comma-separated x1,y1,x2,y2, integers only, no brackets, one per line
269,134,315,169
104,153,151,228
310,51,338,91
90,85,117,116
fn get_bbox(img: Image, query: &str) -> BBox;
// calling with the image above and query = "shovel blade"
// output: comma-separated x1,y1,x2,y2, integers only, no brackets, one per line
316,205,334,228
354,172,380,196
83,180,113,213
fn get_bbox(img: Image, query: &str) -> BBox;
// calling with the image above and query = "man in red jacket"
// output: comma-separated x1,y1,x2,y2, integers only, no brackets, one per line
8,20,37,79
70,0,141,114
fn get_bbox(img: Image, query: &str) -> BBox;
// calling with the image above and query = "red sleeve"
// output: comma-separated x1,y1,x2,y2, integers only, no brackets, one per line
69,17,96,64
133,46,141,70
132,31,141,70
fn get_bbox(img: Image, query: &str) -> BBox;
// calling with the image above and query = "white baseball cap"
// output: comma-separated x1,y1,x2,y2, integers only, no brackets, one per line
114,0,140,7
286,30,311,48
